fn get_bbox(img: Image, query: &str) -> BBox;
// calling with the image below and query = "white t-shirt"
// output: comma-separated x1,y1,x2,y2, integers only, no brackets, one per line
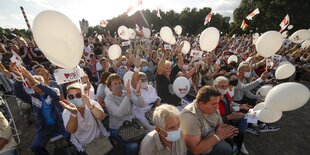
96,83,107,100
62,100,104,152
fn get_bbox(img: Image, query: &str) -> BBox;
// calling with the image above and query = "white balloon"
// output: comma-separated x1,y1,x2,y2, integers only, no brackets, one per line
169,36,176,45
123,71,134,87
128,28,136,39
287,25,293,30
181,41,190,54
32,10,84,69
282,31,288,38
258,108,282,123
108,44,121,60
256,85,273,101
301,40,310,49
143,27,151,38
173,77,190,98
160,26,174,43
289,29,310,43
174,25,182,35
252,38,258,45
275,63,296,79
255,31,283,58
118,25,130,40
253,33,259,39
227,55,238,64
199,27,220,52
253,102,266,111
265,82,310,111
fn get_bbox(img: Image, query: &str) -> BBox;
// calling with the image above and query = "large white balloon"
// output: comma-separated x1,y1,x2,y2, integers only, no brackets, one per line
173,77,190,98
143,27,151,38
128,28,136,39
227,55,238,64
123,71,134,87
160,26,174,44
289,29,310,43
256,85,273,101
108,44,121,60
265,82,310,111
275,63,296,79
255,31,283,58
174,25,182,35
258,108,282,123
32,10,84,69
118,25,130,40
181,41,191,54
169,36,176,45
301,40,310,49
253,102,266,111
199,27,220,52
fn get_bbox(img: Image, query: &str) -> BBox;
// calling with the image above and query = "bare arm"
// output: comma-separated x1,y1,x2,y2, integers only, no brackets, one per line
157,44,168,75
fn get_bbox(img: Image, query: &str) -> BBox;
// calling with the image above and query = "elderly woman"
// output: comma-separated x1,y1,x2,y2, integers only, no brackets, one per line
140,104,187,155
61,82,106,154
105,74,145,155
131,71,161,131
213,76,251,155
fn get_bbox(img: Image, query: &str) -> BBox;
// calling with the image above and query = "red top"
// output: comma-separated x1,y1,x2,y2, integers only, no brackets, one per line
218,93,233,116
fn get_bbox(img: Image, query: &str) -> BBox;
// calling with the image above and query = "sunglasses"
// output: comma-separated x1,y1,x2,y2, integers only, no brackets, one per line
67,93,82,100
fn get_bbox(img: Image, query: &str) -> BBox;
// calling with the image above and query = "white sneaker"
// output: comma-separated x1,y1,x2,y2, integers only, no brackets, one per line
241,143,249,154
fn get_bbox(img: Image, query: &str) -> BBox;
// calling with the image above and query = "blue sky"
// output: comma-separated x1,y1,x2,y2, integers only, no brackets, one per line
0,0,241,29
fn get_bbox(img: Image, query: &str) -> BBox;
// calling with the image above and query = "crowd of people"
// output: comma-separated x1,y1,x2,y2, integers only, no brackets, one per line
0,29,310,155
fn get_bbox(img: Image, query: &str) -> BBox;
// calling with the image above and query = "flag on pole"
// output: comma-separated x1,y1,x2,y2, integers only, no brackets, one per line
157,9,161,19
204,12,213,25
135,24,140,31
240,20,249,31
246,8,260,20
127,0,143,16
100,20,108,27
279,14,290,33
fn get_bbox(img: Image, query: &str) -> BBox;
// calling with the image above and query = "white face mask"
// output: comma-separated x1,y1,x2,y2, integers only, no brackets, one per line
140,82,148,89
218,88,228,95
164,129,181,142
244,72,251,78
228,88,234,97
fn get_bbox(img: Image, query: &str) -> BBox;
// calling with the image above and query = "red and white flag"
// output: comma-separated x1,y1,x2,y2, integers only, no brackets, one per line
204,12,213,25
246,8,260,20
279,14,290,33
157,9,161,19
127,0,143,16
100,20,108,27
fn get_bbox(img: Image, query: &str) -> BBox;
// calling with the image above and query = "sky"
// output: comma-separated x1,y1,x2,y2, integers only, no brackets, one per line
0,0,241,30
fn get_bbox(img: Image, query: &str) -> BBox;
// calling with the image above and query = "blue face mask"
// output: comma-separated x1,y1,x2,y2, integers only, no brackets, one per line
68,98,83,107
163,129,181,142
142,66,149,72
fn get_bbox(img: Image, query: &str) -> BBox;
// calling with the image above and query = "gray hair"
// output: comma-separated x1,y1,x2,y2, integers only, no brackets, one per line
153,104,180,129
213,76,228,88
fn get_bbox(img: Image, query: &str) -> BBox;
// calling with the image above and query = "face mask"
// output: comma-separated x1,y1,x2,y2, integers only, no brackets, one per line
140,82,148,89
229,80,238,86
183,65,189,71
122,60,127,65
113,84,124,92
68,98,83,107
244,72,251,78
79,63,85,68
141,66,149,72
218,88,228,95
164,129,181,142
228,88,234,97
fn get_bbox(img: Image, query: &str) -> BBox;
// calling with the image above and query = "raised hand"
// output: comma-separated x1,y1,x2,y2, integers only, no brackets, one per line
60,99,78,115
126,80,131,97
136,80,141,94
81,94,91,107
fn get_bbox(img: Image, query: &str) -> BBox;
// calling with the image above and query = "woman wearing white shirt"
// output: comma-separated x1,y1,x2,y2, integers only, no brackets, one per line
131,71,160,131
60,83,106,153
96,71,111,109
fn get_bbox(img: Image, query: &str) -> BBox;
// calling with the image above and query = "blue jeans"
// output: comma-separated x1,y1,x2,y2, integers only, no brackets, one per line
31,125,68,155
109,129,139,155
0,149,17,155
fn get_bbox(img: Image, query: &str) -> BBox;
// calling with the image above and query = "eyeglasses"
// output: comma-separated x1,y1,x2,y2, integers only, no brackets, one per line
67,93,82,100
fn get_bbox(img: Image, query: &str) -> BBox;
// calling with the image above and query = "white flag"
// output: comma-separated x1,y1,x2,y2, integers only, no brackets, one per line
246,8,260,20
127,0,143,16
53,67,81,85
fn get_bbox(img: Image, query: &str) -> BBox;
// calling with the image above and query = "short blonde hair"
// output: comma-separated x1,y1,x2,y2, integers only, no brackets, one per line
153,104,180,129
